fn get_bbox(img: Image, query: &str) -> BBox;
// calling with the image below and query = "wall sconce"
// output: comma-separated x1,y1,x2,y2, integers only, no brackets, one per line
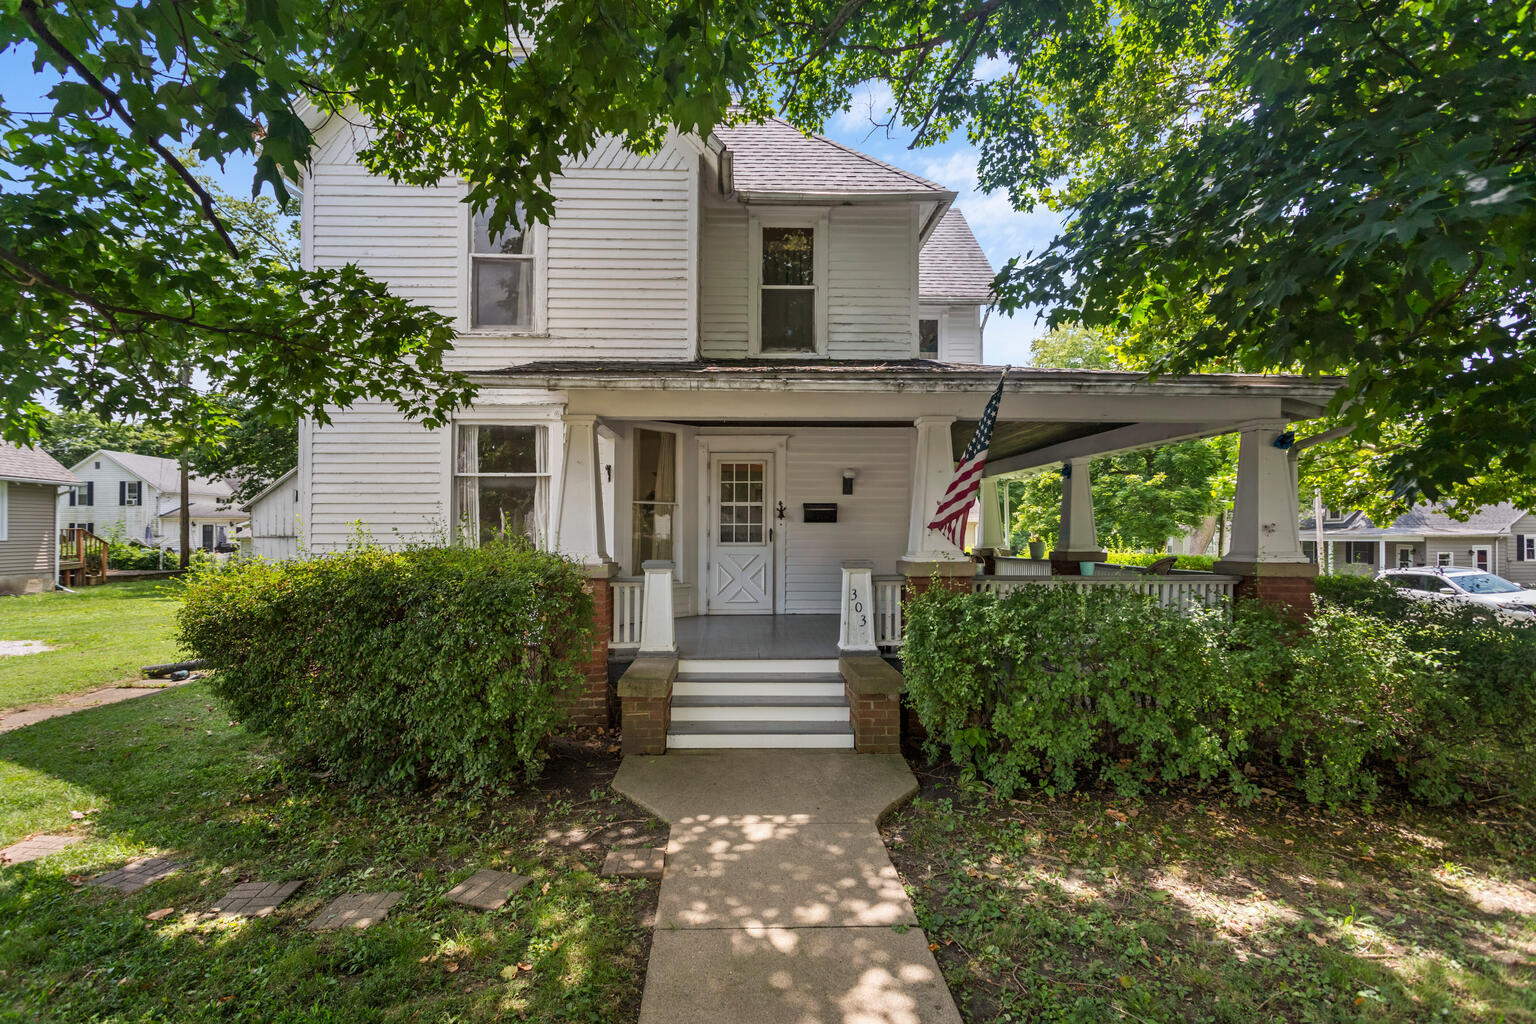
842,468,858,495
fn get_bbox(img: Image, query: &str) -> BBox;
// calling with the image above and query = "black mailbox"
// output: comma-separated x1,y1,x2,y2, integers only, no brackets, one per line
803,502,838,523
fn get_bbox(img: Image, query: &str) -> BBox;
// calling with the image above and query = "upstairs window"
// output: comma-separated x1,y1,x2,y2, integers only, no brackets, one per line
454,424,549,546
121,481,141,506
751,214,825,356
470,205,536,330
918,318,940,359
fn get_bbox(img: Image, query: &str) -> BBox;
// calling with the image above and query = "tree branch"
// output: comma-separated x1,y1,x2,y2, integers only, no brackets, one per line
19,0,241,256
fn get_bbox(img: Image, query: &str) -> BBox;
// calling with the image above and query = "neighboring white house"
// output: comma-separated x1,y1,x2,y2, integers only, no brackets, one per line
243,468,300,560
60,450,242,550
1303,503,1536,585
0,442,78,595
290,107,1341,746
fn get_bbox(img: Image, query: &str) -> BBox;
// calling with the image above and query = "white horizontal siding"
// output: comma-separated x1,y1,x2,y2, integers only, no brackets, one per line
826,206,916,360
782,428,912,614
699,205,749,357
306,403,445,550
941,305,983,363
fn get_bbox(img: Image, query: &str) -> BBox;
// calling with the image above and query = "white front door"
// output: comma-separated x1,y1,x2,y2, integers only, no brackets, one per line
1473,545,1492,572
708,456,773,613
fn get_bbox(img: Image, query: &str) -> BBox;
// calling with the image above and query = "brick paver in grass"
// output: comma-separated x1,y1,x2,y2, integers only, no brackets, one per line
212,881,303,919
308,891,403,931
601,847,665,880
86,857,182,893
0,834,81,865
446,869,531,911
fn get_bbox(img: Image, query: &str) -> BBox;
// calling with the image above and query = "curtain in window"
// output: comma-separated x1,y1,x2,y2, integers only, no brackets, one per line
454,425,549,548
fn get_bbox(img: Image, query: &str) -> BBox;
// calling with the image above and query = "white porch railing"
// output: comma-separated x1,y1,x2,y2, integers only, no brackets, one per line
874,575,904,650
611,577,643,647
874,573,1240,649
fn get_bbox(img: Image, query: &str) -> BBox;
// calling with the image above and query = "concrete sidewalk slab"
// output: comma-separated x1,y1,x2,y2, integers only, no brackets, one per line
659,821,914,930
613,750,916,825
640,926,962,1024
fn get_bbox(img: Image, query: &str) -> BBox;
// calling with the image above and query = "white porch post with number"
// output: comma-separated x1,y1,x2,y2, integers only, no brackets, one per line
1217,424,1310,569
838,559,878,654
554,413,613,569
977,477,1006,552
1050,457,1105,563
904,415,966,561
638,560,676,654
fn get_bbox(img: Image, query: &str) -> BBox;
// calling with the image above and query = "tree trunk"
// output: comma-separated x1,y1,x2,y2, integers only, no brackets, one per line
179,457,190,569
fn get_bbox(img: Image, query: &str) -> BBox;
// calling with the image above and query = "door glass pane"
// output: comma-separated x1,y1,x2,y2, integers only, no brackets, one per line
473,258,533,327
718,461,766,545
761,289,815,352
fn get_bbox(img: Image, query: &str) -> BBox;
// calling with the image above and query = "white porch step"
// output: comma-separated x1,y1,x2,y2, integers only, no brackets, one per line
667,720,855,749
665,658,852,749
670,695,849,723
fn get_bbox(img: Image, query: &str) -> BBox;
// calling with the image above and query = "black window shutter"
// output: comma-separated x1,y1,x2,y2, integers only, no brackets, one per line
1519,535,1526,562
85,481,93,506
68,487,76,507
119,480,126,505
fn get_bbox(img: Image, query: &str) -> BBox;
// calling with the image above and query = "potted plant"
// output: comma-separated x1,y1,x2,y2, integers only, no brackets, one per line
1028,534,1046,560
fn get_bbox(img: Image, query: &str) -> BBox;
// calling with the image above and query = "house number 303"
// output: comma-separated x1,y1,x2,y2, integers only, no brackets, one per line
850,587,868,628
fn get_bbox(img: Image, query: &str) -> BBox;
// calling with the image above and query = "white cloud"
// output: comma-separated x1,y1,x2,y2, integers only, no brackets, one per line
831,81,899,136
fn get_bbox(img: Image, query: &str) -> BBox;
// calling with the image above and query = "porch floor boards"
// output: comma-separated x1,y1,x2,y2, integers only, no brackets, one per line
672,614,840,659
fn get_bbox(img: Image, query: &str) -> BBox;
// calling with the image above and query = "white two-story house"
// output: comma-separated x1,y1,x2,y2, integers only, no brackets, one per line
60,450,242,551
295,110,1339,748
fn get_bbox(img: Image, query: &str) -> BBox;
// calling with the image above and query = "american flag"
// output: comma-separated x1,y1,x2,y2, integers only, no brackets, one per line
927,371,1008,546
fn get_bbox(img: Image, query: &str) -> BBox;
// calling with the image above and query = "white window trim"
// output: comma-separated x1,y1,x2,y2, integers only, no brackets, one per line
460,197,548,336
451,423,554,547
0,481,8,541
917,306,943,359
747,210,829,358
1437,551,1453,567
1523,536,1536,560
125,480,141,507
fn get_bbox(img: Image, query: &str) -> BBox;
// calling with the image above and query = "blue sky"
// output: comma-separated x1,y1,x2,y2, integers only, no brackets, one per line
2,45,1060,363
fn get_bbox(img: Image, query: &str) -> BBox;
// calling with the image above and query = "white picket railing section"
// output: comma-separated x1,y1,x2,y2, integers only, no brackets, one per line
611,578,644,647
874,576,905,650
973,575,1239,614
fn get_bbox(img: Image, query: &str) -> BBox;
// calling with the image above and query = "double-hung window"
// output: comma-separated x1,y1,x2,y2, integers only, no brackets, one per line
631,429,677,573
121,481,141,506
918,317,940,358
454,425,549,546
751,214,826,355
470,205,537,330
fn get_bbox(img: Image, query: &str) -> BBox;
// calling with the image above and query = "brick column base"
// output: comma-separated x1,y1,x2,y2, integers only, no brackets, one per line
839,655,904,755
567,569,615,728
1215,561,1318,619
618,657,677,756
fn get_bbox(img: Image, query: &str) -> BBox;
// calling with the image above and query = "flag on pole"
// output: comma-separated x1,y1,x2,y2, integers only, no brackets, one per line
926,369,1008,546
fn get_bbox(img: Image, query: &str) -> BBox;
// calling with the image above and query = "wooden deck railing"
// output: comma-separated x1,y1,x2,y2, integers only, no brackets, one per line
874,575,905,650
58,527,109,586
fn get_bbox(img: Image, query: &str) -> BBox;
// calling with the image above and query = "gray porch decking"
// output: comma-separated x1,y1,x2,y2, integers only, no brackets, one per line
672,614,841,659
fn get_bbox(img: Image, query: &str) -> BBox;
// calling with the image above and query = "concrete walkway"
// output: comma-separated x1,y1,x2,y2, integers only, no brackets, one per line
0,680,190,734
614,750,962,1024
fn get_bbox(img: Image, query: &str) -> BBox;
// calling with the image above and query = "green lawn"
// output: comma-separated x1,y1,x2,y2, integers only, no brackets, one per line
0,683,661,1022
0,580,183,712
887,768,1536,1023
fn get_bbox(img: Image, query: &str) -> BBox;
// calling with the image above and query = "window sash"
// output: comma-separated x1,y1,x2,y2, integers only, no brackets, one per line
453,424,549,547
470,253,536,329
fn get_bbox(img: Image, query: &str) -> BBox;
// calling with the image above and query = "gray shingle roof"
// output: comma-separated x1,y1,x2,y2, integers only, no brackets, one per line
920,208,994,303
157,501,246,520
1311,503,1530,537
714,118,948,195
0,442,78,486
78,450,230,497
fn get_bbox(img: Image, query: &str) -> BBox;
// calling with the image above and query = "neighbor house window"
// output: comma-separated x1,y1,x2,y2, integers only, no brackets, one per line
631,429,677,574
470,204,536,330
454,424,549,546
121,481,141,506
1437,551,1453,567
919,318,939,358
1520,535,1536,560
753,217,824,354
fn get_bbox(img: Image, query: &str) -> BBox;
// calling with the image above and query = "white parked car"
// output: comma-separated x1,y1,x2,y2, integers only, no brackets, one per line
1376,566,1536,616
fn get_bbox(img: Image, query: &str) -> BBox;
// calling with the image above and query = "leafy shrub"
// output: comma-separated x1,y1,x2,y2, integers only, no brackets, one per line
176,541,594,791
903,585,1496,805
1315,574,1536,743
107,542,166,570
1105,551,1217,572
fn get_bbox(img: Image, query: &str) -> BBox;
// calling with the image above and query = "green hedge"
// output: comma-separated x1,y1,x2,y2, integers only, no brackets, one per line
902,585,1517,805
1104,551,1218,572
176,542,594,790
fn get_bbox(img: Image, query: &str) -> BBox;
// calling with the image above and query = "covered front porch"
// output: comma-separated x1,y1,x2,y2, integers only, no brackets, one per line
490,360,1338,661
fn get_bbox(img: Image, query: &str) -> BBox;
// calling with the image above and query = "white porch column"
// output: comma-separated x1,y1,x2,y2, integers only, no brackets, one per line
976,477,1006,552
1378,539,1387,570
1050,457,1105,564
1216,424,1310,568
638,560,676,654
903,415,966,562
838,559,878,654
554,414,613,569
